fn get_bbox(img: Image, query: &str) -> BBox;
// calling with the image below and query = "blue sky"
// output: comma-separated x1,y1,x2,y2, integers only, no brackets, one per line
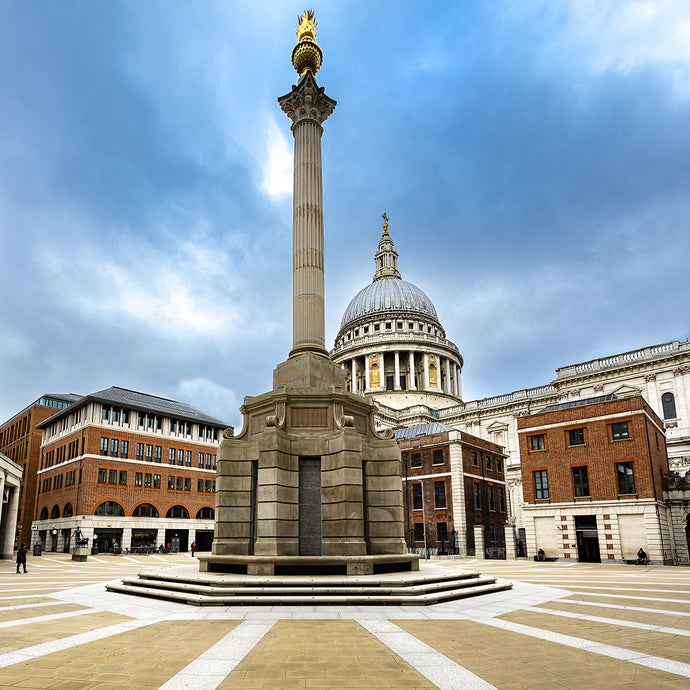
1,0,689,428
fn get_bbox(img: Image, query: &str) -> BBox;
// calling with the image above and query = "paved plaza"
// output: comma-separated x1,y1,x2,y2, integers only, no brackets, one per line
0,554,689,689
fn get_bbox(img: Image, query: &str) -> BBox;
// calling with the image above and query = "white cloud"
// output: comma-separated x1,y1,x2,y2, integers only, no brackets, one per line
176,377,239,426
259,117,293,201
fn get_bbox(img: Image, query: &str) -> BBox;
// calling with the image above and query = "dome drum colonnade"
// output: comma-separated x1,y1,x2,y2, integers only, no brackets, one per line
331,217,463,407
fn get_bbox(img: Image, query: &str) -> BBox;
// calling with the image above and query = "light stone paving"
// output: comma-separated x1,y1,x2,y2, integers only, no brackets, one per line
0,554,689,688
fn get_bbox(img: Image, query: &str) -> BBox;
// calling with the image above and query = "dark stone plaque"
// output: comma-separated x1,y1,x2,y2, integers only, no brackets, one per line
299,457,322,555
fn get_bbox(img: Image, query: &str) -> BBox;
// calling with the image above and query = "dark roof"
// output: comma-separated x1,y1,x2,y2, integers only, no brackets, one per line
40,393,82,404
36,386,229,428
538,393,621,415
395,422,453,441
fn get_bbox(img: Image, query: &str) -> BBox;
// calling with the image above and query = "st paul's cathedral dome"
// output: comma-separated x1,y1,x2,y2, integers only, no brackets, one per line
331,215,463,413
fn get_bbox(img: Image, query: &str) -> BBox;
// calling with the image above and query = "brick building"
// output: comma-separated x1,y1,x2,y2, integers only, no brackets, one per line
0,393,81,547
32,387,227,554
518,394,672,564
397,423,508,557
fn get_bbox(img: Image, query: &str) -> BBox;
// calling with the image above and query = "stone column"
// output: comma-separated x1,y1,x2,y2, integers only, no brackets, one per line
365,354,371,391
408,352,417,390
445,358,451,394
394,352,401,390
504,524,518,560
351,358,357,393
279,73,336,358
423,353,430,390
474,524,485,559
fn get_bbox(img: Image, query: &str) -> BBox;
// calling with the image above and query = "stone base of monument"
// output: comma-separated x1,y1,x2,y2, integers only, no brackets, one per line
197,553,419,576
71,547,89,562
105,562,512,606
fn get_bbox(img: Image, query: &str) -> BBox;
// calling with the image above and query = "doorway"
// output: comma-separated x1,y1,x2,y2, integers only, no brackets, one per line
575,515,601,563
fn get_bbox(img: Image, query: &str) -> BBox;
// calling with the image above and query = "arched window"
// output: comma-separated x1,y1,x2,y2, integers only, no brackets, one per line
94,501,125,516
40,506,49,520
166,505,189,519
196,507,215,520
63,503,73,518
662,392,677,420
132,503,159,518
51,505,60,519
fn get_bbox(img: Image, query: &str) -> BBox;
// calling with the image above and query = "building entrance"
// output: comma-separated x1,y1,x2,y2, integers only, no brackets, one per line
575,515,601,562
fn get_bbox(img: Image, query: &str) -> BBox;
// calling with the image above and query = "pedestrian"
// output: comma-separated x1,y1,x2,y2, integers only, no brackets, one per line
191,541,196,557
636,547,647,565
16,542,28,574
537,548,545,561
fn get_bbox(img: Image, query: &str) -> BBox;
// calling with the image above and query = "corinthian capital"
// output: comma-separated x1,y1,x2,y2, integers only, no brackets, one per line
278,71,337,126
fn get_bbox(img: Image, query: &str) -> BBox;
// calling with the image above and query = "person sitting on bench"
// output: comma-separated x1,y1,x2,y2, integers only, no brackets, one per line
537,548,545,561
636,548,647,565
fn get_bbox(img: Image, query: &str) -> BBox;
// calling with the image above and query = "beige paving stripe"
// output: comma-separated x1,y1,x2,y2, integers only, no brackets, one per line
0,611,134,661
564,592,690,612
218,619,438,689
0,619,237,688
536,600,690,628
0,602,88,623
395,619,688,688
525,605,690,637
500,609,690,665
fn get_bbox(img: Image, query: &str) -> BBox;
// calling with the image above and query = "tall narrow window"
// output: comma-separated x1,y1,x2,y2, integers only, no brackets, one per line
662,392,677,420
414,523,425,542
120,440,129,459
572,466,590,497
110,439,119,457
534,470,549,499
412,483,423,510
100,438,108,456
616,462,635,494
434,480,446,509
473,483,481,509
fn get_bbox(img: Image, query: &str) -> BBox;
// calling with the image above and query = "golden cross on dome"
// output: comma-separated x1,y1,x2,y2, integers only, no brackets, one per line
382,212,389,234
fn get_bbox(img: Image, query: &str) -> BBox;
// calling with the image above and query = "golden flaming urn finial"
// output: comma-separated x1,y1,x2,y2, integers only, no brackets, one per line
291,9,323,76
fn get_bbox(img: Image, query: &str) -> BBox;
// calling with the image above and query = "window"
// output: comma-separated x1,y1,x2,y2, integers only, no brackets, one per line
437,522,448,543
185,450,192,467
473,483,481,509
120,440,129,459
432,449,444,465
176,476,183,490
118,470,127,485
434,480,446,509
198,452,204,468
572,466,590,497
169,448,176,465
498,487,505,512
110,439,119,457
155,446,162,463
168,476,174,490
414,523,425,542
135,472,143,487
146,444,153,462
616,462,635,494
98,468,107,483
488,485,495,511
177,449,184,466
411,453,422,468
133,503,158,518
530,435,545,451
102,406,109,421
144,473,152,487
568,428,585,446
136,443,144,461
197,478,204,492
108,469,117,484
206,453,213,469
534,470,549,499
100,437,108,456
496,458,502,473
472,452,478,467
486,456,492,470
94,501,124,516
662,392,677,420
166,505,189,519
611,421,630,440
412,483,423,510
197,507,215,519
184,477,191,491
153,474,161,488
205,480,212,492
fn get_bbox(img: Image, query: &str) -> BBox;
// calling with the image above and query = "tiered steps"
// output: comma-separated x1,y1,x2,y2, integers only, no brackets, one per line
106,566,512,606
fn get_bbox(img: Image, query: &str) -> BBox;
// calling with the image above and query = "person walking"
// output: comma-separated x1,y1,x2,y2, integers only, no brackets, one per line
190,541,196,557
16,543,28,574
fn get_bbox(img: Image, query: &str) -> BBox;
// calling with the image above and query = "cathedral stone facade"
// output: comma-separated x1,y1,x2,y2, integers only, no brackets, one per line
331,224,690,560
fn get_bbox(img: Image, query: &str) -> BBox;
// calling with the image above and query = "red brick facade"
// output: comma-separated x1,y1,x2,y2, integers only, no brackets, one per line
519,395,668,505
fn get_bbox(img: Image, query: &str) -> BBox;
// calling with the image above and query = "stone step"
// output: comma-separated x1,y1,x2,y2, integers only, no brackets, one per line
105,568,512,606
